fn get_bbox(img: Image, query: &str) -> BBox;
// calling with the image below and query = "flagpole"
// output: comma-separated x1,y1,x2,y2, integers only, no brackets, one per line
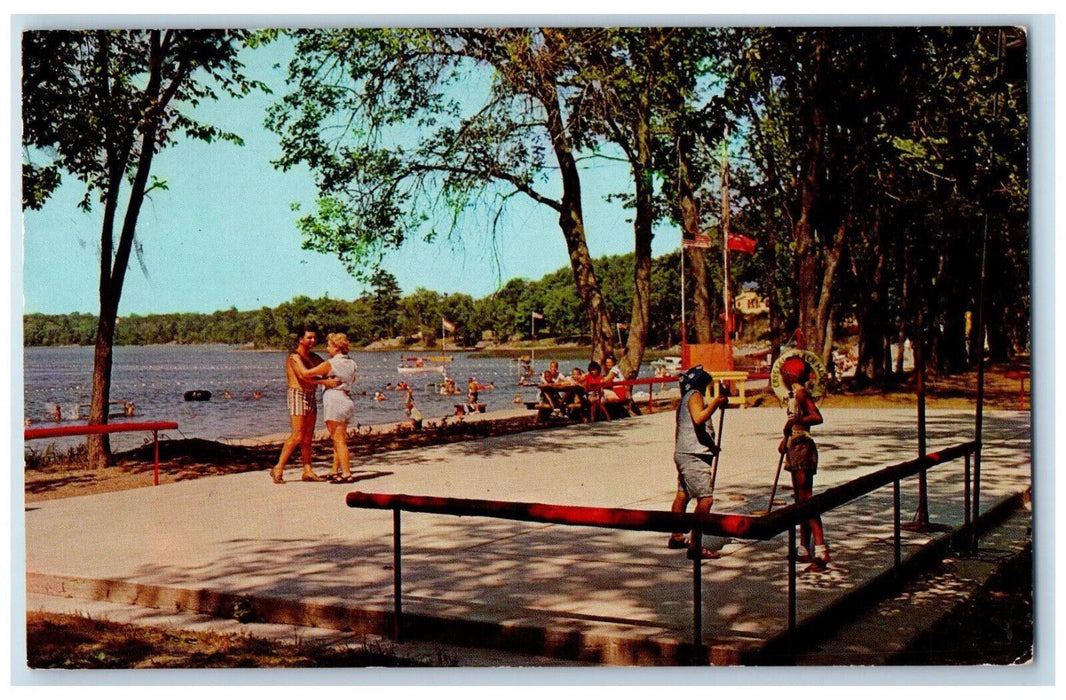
531,312,536,375
681,246,686,366
721,129,732,357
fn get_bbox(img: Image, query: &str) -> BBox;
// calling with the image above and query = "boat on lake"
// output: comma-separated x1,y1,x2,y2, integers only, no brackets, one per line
397,356,448,375
651,356,682,375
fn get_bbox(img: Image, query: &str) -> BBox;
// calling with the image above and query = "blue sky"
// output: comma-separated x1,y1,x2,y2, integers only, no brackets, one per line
19,35,682,316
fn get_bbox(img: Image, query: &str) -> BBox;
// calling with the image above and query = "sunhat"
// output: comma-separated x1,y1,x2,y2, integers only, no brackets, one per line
780,355,811,384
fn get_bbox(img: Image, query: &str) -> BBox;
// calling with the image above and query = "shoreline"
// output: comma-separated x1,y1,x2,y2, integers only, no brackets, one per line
24,371,1028,504
219,403,543,448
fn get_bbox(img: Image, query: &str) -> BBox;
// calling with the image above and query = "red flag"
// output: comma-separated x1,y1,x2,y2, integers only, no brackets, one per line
727,233,757,255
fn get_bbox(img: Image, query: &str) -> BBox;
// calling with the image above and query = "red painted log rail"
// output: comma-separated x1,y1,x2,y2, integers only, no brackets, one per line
25,421,180,486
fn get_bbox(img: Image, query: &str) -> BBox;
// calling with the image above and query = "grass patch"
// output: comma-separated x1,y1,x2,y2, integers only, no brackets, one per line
24,443,90,471
27,611,450,669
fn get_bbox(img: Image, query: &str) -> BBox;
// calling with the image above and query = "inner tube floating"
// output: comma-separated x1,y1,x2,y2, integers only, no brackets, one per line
183,389,212,402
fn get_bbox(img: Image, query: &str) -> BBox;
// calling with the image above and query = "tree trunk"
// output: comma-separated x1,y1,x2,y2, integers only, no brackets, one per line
535,63,615,364
814,215,850,365
854,217,887,385
85,31,124,469
619,60,654,379
675,137,714,344
791,33,848,363
793,79,824,354
87,30,168,469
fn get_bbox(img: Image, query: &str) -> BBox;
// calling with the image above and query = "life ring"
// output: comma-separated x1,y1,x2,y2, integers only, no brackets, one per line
184,390,212,401
769,350,828,403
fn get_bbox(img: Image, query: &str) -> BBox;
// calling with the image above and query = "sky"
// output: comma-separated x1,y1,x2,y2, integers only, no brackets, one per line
17,8,1058,318
18,31,682,317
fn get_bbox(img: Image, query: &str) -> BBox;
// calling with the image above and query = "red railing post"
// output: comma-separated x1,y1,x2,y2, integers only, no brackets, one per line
153,429,160,486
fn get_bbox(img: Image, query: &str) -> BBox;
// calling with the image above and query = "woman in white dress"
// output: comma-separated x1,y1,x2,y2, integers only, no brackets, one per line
293,332,358,483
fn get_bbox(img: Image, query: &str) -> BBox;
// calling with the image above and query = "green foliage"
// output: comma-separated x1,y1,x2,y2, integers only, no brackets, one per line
24,250,693,349
22,29,267,212
716,26,1029,370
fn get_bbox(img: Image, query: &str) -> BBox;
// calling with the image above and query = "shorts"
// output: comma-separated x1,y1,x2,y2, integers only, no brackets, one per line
675,452,716,499
287,387,318,417
323,388,355,424
785,434,818,474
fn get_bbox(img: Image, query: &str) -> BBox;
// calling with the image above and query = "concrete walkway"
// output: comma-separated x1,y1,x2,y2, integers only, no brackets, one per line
22,406,1032,666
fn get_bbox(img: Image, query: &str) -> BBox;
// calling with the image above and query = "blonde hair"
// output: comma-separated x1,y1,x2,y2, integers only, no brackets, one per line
327,332,350,354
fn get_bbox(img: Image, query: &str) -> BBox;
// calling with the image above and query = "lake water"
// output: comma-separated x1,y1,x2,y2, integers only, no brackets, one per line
22,345,663,452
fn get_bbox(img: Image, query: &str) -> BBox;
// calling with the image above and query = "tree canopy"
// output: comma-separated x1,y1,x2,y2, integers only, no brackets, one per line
264,25,1029,381
22,28,265,467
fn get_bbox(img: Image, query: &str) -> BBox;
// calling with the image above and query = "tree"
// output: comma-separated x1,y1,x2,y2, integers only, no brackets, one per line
368,269,403,340
22,29,265,467
267,28,623,363
722,28,918,365
720,26,1028,379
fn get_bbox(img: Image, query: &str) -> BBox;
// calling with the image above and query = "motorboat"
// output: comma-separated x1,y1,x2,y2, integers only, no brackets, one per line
651,356,682,375
397,357,447,375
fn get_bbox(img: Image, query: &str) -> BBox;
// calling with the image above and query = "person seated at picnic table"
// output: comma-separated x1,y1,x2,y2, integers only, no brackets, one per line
583,360,611,421
603,355,627,401
532,365,583,417
541,360,561,385
534,362,565,408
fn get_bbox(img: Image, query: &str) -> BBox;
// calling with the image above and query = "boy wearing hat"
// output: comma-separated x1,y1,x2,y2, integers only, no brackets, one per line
667,365,728,559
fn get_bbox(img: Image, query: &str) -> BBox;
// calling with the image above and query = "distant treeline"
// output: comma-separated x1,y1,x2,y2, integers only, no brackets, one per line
24,251,692,350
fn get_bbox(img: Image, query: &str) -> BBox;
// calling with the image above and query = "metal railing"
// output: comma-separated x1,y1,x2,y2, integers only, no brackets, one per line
25,422,180,486
347,439,979,654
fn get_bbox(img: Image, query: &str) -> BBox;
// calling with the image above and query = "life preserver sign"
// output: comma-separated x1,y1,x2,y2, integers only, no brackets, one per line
770,349,828,403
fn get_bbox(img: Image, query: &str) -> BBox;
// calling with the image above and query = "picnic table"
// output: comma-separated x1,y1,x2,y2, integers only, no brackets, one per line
528,383,588,422
708,370,752,408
